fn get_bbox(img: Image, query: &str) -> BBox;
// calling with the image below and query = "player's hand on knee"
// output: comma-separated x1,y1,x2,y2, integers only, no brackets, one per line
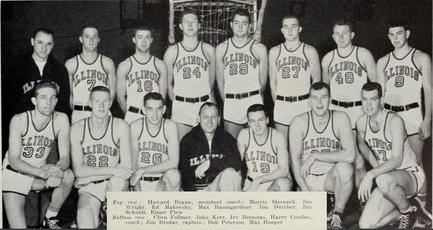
357,173,373,203
419,121,431,140
113,168,132,180
130,170,143,186
45,175,62,188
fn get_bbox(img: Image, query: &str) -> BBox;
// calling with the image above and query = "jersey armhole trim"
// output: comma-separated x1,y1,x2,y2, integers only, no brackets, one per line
302,43,310,67
363,116,368,142
126,57,133,77
356,47,368,73
383,112,393,143
111,117,120,148
411,49,423,76
201,42,211,64
331,111,340,141
328,51,335,75
138,117,145,140
51,113,56,137
270,128,277,155
245,128,251,153
163,119,168,143
72,56,79,77
302,112,310,140
222,40,229,62
275,45,282,66
173,44,179,68
383,53,391,76
250,39,260,64
100,54,109,76
81,118,87,143
22,111,30,137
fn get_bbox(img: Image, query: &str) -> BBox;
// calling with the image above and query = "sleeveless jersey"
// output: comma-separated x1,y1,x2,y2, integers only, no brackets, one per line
275,42,311,96
244,128,278,179
8,111,56,168
328,46,368,101
81,116,120,168
302,111,341,174
173,42,210,97
364,112,417,169
72,54,109,106
223,38,260,93
126,55,160,108
136,117,169,172
384,48,422,105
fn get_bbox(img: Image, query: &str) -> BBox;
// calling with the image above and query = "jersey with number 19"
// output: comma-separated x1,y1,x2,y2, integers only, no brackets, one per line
126,55,160,109
173,42,210,97
72,54,109,106
81,116,120,168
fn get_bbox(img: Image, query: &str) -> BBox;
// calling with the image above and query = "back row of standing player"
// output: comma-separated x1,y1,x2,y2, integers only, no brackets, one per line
66,8,430,200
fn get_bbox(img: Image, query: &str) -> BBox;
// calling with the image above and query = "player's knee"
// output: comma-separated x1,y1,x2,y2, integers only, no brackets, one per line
359,215,377,229
275,177,292,191
354,154,365,170
375,174,396,194
61,169,75,187
220,168,239,179
163,169,181,187
108,176,128,191
335,162,353,180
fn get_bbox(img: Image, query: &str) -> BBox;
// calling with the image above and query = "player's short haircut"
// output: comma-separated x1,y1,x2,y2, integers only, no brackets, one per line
387,19,409,31
282,14,301,26
232,8,251,23
180,9,201,23
134,26,153,37
34,79,59,97
362,82,383,98
310,82,331,96
81,24,100,35
199,102,219,116
90,86,110,96
143,92,164,106
333,18,354,32
247,104,267,119
32,28,54,39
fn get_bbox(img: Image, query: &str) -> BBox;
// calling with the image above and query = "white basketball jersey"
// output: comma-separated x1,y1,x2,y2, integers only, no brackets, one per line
275,43,311,96
244,128,279,179
328,46,368,101
384,48,422,105
6,111,56,168
303,111,341,174
173,42,211,97
81,116,120,168
72,54,109,105
223,38,260,94
364,112,417,169
136,118,169,176
126,55,160,108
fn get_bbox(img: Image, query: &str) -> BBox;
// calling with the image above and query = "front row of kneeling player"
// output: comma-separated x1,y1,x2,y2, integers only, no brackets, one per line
2,80,431,229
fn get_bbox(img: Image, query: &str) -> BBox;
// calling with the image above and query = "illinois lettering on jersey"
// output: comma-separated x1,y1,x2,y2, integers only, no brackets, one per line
137,117,169,170
81,116,120,168
384,48,422,105
72,54,109,105
275,42,311,95
173,42,210,97
244,128,279,179
328,46,368,101
126,56,160,108
223,38,260,93
302,111,341,174
364,112,417,169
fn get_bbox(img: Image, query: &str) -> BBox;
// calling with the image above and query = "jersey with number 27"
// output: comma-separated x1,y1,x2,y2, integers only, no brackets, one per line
173,42,210,97
328,46,368,101
126,55,160,108
72,54,109,106
384,48,422,105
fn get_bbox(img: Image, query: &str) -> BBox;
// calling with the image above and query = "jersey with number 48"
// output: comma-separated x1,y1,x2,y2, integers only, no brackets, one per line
173,42,210,97
72,54,109,106
81,116,120,168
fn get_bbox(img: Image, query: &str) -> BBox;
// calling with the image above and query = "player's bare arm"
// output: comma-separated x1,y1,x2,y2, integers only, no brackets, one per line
114,118,132,170
54,112,71,171
202,43,216,98
215,41,228,102
155,57,168,100
7,113,49,178
321,51,333,84
236,128,249,161
102,56,117,103
355,115,379,168
116,58,131,113
313,112,356,163
253,42,268,94
305,44,321,83
358,47,377,82
415,50,432,139
376,56,388,95
268,45,279,102
163,44,177,102
254,130,289,185
65,57,78,110
289,114,310,191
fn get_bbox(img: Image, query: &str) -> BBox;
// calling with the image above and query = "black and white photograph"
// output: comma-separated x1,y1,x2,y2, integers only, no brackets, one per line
1,0,432,229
